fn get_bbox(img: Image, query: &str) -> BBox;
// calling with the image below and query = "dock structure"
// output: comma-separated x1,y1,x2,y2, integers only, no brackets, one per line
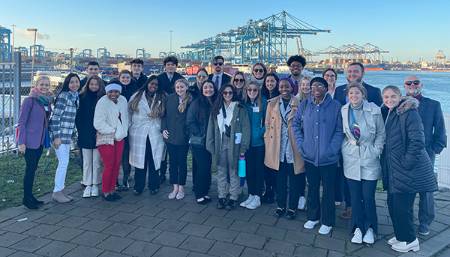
180,10,330,65
317,43,389,64
0,26,12,62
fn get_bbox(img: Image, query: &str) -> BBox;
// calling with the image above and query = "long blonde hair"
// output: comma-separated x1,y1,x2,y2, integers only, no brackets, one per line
175,79,191,113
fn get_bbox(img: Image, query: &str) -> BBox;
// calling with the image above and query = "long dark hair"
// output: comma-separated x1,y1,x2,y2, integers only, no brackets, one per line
128,75,166,118
212,84,236,116
57,73,80,98
197,80,218,121
79,75,105,100
261,72,280,99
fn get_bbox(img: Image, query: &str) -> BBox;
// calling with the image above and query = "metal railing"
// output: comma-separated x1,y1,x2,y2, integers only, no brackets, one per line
437,113,450,189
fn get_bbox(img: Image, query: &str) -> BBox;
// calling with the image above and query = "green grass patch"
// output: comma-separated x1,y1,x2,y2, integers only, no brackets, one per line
0,150,82,210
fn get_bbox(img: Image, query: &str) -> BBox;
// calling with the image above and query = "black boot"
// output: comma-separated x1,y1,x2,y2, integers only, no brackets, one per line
22,198,39,210
31,195,44,206
217,198,227,209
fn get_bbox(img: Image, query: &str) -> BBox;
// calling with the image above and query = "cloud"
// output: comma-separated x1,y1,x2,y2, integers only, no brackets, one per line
16,28,50,40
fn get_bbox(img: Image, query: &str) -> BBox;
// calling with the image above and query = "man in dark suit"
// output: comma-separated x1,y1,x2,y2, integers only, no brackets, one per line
404,75,447,236
334,62,382,106
157,56,184,95
208,55,231,90
130,58,147,89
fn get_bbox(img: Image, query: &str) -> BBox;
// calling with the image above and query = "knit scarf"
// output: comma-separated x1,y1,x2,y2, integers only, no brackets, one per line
29,87,52,107
349,101,363,141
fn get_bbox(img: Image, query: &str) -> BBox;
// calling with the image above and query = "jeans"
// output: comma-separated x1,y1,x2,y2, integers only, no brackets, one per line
167,143,189,185
98,140,124,194
54,144,71,192
388,193,417,243
81,148,102,186
347,179,378,234
23,146,43,200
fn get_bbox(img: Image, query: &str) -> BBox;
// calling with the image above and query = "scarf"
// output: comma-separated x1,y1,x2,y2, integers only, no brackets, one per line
349,101,363,142
29,87,52,107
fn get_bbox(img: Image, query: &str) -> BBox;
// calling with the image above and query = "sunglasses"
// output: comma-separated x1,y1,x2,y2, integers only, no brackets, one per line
234,78,245,82
405,80,420,86
247,88,258,92
253,69,264,73
311,84,326,89
222,91,233,95
197,75,208,78
214,62,224,66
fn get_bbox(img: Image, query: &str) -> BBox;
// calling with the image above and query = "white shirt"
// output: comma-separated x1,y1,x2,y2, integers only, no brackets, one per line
217,101,236,136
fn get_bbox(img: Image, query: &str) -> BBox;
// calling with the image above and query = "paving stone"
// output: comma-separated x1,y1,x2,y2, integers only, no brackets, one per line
79,219,113,232
179,211,210,224
203,215,234,228
63,245,104,257
187,252,210,257
122,241,161,257
206,227,239,242
181,202,208,213
127,227,161,242
250,213,278,226
157,199,186,210
224,209,254,221
56,216,90,228
35,213,66,225
64,206,97,217
130,215,163,229
156,208,187,220
2,220,38,233
97,235,133,253
275,218,305,231
208,241,244,257
97,251,130,257
240,247,273,257
70,231,109,247
181,223,213,237
102,222,137,237
256,224,287,240
153,246,189,257
228,220,260,233
46,227,84,242
0,246,15,256
43,204,76,214
8,251,42,257
153,231,188,247
114,203,143,213
294,245,328,257
155,219,187,232
234,232,267,249
85,209,119,221
328,250,346,257
134,205,164,217
353,246,397,257
35,240,77,257
284,229,316,246
200,206,228,217
109,211,140,224
0,231,28,247
10,236,51,252
264,238,296,255
179,236,214,253
23,224,60,237
314,235,346,253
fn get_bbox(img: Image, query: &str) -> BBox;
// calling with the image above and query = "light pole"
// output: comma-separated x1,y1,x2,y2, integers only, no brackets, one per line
27,28,38,81
169,30,173,54
11,24,16,53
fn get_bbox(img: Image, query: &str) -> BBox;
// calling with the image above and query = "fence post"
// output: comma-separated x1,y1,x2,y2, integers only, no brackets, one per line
13,52,21,143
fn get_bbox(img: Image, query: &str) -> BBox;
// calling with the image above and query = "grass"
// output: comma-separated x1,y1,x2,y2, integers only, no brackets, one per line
0,149,82,210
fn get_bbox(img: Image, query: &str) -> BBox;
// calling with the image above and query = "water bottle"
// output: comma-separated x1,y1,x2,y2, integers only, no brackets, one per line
238,154,246,178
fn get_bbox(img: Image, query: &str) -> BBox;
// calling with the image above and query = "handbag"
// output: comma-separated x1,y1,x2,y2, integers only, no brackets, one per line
96,132,115,146
189,135,205,146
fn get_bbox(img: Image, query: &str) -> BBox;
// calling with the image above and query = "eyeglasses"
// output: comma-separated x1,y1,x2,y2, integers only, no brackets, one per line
234,78,245,82
197,75,208,78
222,91,233,95
405,80,420,86
247,88,258,92
311,84,326,89
213,62,224,66
290,64,302,68
253,69,264,73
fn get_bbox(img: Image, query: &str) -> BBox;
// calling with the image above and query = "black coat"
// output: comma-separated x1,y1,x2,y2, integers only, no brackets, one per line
157,72,184,95
381,97,438,194
134,73,148,89
186,97,211,146
75,91,100,149
416,95,447,161
208,73,231,90
188,83,201,100
334,82,383,106
161,93,191,145
79,77,107,90
109,78,139,101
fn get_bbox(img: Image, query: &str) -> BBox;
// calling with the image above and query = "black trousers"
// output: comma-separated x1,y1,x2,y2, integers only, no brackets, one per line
160,152,167,179
134,138,159,192
191,146,212,199
245,146,265,197
264,166,277,197
305,162,337,226
121,137,131,185
23,146,43,200
276,161,302,210
335,160,351,207
347,179,378,234
167,143,189,186
388,193,417,243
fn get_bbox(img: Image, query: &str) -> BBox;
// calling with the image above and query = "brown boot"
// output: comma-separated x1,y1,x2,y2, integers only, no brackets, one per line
52,191,71,203
63,191,74,201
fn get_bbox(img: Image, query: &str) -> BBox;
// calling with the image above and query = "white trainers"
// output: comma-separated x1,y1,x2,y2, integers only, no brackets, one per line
303,220,319,229
297,196,306,210
351,228,363,244
318,225,333,235
91,185,99,197
176,190,185,200
391,238,420,253
388,236,399,246
246,196,261,210
363,228,375,244
240,195,254,208
82,186,92,198
168,190,177,199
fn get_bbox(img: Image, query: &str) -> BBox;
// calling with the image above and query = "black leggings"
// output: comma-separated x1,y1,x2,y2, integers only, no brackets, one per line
246,146,265,196
167,143,189,186
191,146,212,199
24,146,43,200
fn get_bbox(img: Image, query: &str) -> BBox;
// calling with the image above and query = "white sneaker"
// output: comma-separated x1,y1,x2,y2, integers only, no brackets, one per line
303,220,319,229
297,196,306,210
176,190,185,200
91,185,99,197
246,196,261,210
318,225,332,235
391,238,420,253
335,201,342,206
82,186,92,198
388,236,399,246
168,191,177,199
363,228,375,244
351,228,363,244
240,195,254,208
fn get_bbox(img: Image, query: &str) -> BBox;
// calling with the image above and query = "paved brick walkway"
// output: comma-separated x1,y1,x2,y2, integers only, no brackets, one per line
1,177,450,257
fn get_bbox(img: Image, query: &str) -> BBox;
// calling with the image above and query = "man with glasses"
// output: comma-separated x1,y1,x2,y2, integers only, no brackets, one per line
208,55,231,90
404,75,447,236
287,55,307,96
158,56,184,95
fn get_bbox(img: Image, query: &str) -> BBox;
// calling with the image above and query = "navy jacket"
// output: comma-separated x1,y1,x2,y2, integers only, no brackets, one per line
293,94,344,167
134,73,148,89
157,72,184,95
334,82,382,106
161,93,191,145
208,73,231,90
416,95,447,161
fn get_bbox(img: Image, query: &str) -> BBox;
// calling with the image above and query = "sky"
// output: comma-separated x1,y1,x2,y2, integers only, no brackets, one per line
1,0,449,61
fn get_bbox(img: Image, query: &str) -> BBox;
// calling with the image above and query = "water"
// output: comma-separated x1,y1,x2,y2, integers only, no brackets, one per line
333,70,450,114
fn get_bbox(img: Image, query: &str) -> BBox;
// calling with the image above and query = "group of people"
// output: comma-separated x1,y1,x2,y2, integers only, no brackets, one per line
17,54,447,253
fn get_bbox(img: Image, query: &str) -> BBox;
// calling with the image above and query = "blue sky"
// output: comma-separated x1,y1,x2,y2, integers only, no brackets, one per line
1,0,449,61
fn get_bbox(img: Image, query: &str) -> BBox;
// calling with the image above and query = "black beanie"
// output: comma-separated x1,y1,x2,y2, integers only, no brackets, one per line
310,77,328,89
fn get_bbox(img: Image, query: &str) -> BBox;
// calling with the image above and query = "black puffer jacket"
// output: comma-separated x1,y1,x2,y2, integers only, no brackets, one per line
381,97,438,193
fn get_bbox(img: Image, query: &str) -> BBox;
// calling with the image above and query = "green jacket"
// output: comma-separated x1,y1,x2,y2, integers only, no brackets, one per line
206,102,250,170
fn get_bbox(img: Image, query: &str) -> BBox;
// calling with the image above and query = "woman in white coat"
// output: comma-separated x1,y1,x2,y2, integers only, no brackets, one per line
341,82,385,244
128,75,166,195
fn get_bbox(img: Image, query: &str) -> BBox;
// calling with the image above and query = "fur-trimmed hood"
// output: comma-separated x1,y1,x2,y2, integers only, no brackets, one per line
396,96,419,114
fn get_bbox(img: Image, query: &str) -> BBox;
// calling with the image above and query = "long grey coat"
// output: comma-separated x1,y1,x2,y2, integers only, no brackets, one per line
128,93,165,170
341,101,385,181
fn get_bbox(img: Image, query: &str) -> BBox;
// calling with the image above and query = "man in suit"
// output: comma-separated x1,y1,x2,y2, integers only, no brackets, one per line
208,55,231,90
334,62,382,106
404,75,447,236
157,56,184,95
130,58,147,89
